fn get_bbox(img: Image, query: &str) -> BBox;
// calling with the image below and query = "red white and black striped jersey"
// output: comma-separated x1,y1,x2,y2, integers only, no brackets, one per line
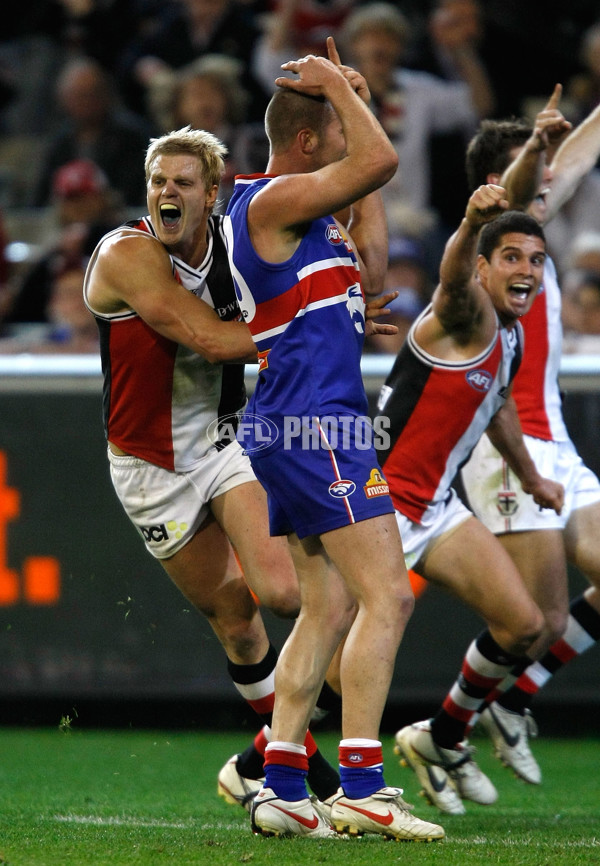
378,307,523,523
83,214,246,471
510,256,568,442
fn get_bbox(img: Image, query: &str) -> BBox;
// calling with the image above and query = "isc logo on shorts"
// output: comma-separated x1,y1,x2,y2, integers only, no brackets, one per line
141,524,169,543
140,521,188,543
466,369,493,392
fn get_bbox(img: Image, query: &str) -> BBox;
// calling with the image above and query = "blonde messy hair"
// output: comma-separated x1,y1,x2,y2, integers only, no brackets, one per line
144,125,227,189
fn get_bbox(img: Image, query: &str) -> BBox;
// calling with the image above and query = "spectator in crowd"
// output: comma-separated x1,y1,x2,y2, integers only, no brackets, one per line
562,268,600,353
542,164,600,279
336,1,494,272
47,0,146,73
33,56,152,209
118,0,269,124
366,235,431,356
0,262,98,354
407,0,495,230
565,20,600,125
562,232,600,352
265,0,356,34
252,0,357,90
4,159,125,326
146,54,258,208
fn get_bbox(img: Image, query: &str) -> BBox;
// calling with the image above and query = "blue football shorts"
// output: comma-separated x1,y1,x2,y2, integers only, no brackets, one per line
249,438,394,539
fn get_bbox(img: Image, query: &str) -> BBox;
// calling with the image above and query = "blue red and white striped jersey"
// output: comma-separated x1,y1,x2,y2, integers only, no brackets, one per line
224,174,370,453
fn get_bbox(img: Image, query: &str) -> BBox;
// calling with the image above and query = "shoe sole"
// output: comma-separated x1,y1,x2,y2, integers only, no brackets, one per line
252,820,338,839
332,816,442,842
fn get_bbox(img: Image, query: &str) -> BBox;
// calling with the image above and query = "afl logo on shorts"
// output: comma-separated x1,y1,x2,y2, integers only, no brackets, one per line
466,369,493,392
329,479,356,498
326,224,344,244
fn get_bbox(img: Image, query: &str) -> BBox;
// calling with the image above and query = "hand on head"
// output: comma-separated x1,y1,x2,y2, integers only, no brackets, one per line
276,36,370,103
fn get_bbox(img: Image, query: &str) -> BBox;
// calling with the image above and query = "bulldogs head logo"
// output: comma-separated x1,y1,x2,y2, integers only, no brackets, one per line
346,283,365,334
329,479,356,498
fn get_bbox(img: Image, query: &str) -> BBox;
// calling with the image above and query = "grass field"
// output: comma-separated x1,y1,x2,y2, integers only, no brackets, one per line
1,725,599,865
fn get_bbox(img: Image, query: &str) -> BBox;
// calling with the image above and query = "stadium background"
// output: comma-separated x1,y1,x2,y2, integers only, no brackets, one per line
1,358,598,734
1,0,600,734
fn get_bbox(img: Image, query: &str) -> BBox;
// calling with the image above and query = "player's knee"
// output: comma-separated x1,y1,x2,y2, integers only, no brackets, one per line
366,581,414,633
509,609,544,654
262,591,301,619
390,581,416,623
216,618,266,661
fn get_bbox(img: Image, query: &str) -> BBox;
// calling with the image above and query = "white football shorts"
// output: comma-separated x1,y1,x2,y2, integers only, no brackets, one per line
108,440,256,559
461,433,600,534
395,487,472,571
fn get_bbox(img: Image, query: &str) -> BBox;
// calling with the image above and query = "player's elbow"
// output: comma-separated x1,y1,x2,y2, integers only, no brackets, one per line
359,141,398,187
375,148,399,185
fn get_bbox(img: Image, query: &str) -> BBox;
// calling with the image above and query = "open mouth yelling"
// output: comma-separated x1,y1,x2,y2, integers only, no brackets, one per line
533,185,550,209
160,203,182,228
508,281,533,304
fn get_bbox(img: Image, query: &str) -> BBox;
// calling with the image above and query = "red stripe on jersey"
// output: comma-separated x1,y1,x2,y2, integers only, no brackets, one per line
106,317,177,470
512,290,552,439
386,340,503,523
250,261,359,336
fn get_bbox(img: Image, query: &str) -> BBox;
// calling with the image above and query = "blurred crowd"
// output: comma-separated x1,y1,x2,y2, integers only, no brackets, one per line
2,0,600,353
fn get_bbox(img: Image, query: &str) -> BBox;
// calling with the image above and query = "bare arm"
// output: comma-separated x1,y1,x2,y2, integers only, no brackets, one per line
500,84,571,213
426,184,508,342
87,233,258,364
329,41,389,297
429,4,496,118
344,191,389,297
546,100,600,221
487,396,564,513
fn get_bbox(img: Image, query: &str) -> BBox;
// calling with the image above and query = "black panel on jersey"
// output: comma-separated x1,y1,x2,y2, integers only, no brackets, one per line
376,342,433,463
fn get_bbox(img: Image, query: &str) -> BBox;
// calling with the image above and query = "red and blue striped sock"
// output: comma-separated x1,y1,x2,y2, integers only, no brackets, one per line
339,739,384,799
264,742,309,802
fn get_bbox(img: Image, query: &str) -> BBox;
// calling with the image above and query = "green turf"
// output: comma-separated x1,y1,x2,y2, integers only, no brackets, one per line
0,725,598,865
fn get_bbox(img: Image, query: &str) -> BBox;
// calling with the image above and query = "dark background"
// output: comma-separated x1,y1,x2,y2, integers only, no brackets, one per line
1,373,598,735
